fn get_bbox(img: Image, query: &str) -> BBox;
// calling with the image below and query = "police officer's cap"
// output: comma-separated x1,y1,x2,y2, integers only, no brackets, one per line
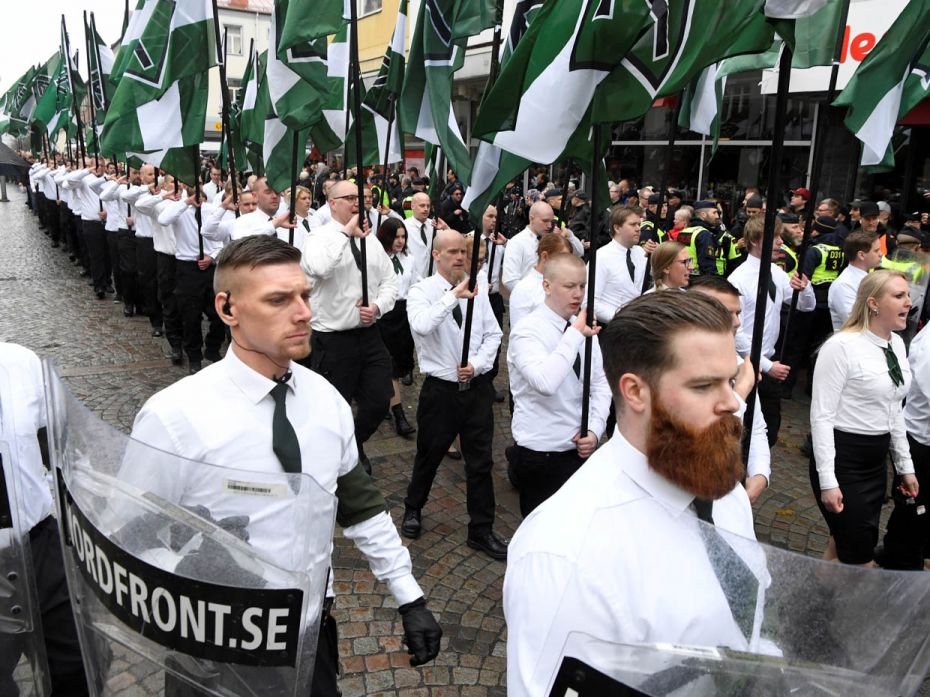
693,200,717,211
746,195,764,208
777,212,799,224
647,193,660,205
544,187,563,198
572,190,589,202
813,216,837,236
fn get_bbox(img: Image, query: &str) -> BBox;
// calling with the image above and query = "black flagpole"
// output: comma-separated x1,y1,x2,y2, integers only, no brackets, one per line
743,44,793,450
212,10,240,217
643,96,683,293
342,63,353,181
375,95,396,235
428,149,445,277
289,130,299,246
348,0,369,305
192,145,204,260
83,11,99,170
61,16,87,167
460,3,505,390
125,157,132,232
778,0,851,360
580,124,605,437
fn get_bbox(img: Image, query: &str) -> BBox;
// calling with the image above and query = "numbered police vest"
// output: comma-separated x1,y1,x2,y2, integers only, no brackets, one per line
776,244,798,275
640,219,667,245
715,230,742,275
810,243,844,285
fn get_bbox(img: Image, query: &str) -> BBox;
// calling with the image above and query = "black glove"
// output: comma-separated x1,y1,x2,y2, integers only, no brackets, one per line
398,597,442,666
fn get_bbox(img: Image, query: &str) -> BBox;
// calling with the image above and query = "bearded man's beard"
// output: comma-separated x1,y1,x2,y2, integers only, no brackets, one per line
645,399,745,500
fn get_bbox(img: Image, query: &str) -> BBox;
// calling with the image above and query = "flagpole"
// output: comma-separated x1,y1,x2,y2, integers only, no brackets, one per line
61,16,87,168
125,157,132,233
288,130,299,246
349,0,369,306
212,8,240,217
428,149,445,277
778,0,852,361
83,11,100,170
375,95,396,235
342,62,353,181
89,12,119,171
192,146,204,261
580,124,605,438
743,44,794,450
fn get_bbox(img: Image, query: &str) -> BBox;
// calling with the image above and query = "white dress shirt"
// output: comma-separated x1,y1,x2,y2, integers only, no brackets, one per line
904,326,930,446
508,268,545,330
133,192,176,252
128,348,422,605
307,202,333,230
406,273,503,382
0,343,53,532
229,209,277,240
301,220,397,332
403,216,437,280
40,167,57,200
390,251,420,301
157,200,223,261
591,239,647,323
811,329,914,490
278,215,310,251
501,228,540,291
828,265,868,331
120,186,154,239
504,431,762,696
478,233,505,294
202,180,220,202
728,255,816,374
201,204,237,243
53,169,72,209
735,356,770,484
508,304,611,451
64,169,106,222
99,181,128,230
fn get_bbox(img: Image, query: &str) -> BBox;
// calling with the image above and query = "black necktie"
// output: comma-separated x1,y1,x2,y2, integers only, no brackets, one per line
563,321,581,378
767,277,777,302
693,499,759,640
270,381,301,477
451,291,463,327
302,219,310,232
347,236,362,271
884,342,904,387
420,223,427,245
626,247,636,281
392,255,403,275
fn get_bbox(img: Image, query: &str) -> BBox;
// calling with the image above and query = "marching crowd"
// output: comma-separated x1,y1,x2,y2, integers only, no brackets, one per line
10,148,930,693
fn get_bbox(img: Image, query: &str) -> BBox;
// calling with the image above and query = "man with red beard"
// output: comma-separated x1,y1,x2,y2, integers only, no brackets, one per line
503,291,762,696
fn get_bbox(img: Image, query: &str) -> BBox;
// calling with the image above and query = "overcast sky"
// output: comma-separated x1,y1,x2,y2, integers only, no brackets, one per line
1,0,126,95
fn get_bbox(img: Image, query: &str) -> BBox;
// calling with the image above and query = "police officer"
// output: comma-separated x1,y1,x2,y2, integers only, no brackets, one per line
639,193,667,246
678,201,720,275
801,215,846,365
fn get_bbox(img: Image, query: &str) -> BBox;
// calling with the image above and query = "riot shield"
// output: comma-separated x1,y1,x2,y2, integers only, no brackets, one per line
539,512,930,697
885,248,930,345
43,363,337,697
0,436,51,697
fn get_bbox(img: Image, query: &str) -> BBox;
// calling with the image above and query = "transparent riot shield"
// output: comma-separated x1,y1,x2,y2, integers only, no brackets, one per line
885,248,930,346
539,513,930,697
43,364,336,697
0,437,51,697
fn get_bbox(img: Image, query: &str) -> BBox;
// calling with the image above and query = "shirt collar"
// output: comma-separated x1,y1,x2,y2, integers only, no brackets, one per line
608,428,695,515
538,302,570,329
223,346,296,405
863,328,893,348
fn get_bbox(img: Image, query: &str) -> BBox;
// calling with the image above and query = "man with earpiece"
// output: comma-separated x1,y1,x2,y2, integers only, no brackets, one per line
129,235,443,692
301,180,398,475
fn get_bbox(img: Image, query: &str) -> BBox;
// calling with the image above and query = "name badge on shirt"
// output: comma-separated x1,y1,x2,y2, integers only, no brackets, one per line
223,479,289,499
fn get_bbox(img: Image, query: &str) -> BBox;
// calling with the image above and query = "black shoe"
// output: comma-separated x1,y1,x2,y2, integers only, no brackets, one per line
170,347,183,365
467,531,508,561
188,362,202,375
360,454,372,476
204,349,222,362
494,389,505,403
401,508,421,539
95,290,106,300
401,371,413,386
152,328,164,338
123,307,135,318
384,411,393,422
392,405,416,437
446,447,462,460
800,433,814,459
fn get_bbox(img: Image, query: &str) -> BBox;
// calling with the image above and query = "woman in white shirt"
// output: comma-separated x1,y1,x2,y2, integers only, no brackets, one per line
649,240,692,292
377,218,419,437
810,269,919,565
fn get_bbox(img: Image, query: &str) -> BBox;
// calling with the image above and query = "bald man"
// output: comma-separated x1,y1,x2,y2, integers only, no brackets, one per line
402,229,507,560
507,254,611,515
301,180,398,473
501,201,584,292
228,177,293,240
404,191,449,279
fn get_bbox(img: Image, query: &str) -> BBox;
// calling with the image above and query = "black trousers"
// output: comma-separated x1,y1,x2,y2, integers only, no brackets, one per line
45,198,61,243
82,219,109,293
882,435,930,570
0,517,90,697
404,374,496,535
61,205,76,253
488,292,505,381
135,236,162,329
757,372,782,447
117,230,139,311
74,215,90,272
157,252,184,349
107,230,121,296
175,260,224,361
307,326,393,456
511,445,584,517
35,192,46,227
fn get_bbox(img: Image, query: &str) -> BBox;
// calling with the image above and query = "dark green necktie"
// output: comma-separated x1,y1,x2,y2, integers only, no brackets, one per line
626,247,636,281
420,223,427,245
563,321,582,378
884,343,904,387
270,382,301,476
392,255,403,275
450,290,463,327
345,234,362,271
302,219,310,232
767,277,776,302
693,499,758,640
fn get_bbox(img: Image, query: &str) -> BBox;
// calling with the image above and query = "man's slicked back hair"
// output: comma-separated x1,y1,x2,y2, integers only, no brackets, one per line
214,235,302,293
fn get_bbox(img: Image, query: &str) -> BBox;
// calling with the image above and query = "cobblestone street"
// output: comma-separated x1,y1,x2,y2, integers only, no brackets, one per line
0,188,922,695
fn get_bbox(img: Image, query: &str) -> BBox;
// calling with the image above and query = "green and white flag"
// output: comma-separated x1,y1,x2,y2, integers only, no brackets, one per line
365,0,407,120
86,12,115,115
276,0,348,51
128,146,198,185
0,65,40,136
834,0,930,167
33,52,72,140
110,0,153,85
100,0,216,154
500,0,544,66
240,49,265,153
399,0,495,185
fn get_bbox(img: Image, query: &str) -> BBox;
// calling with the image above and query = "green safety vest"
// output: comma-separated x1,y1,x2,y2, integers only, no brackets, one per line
678,225,714,275
776,244,798,275
402,194,414,218
881,255,923,283
715,230,741,275
810,243,844,285
640,219,667,244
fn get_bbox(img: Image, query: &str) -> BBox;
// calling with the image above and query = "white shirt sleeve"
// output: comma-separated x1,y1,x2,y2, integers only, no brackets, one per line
828,279,856,332
301,229,349,280
511,327,584,396
810,338,848,490
467,292,503,375
407,282,458,337
501,237,526,291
